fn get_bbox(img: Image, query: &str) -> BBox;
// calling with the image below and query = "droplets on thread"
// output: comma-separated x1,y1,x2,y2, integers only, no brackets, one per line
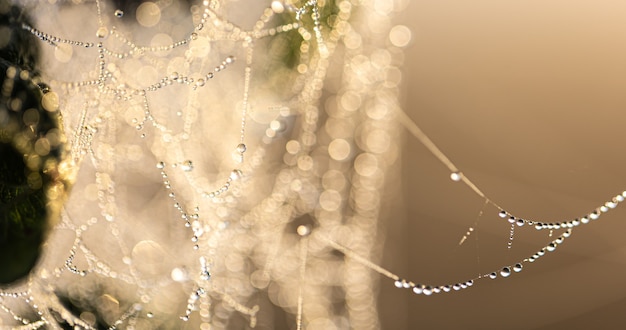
496,190,625,232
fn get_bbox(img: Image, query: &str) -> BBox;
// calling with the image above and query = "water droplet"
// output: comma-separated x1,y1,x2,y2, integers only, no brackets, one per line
114,9,124,18
236,143,247,153
508,216,516,224
546,243,557,252
180,316,189,321
489,272,497,279
394,280,402,288
513,263,523,272
500,267,511,277
181,160,193,172
423,286,433,296
156,162,165,169
450,171,462,181
516,219,525,226
96,26,109,39
230,169,242,181
297,225,311,236
498,210,507,218
147,312,154,318
271,0,285,13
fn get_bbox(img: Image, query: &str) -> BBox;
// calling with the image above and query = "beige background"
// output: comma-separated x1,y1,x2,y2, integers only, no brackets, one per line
380,1,626,329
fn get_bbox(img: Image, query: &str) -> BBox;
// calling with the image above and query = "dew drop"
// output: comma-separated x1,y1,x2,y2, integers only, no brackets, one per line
423,286,433,296
114,9,124,18
236,143,247,153
230,169,242,181
450,171,462,181
498,210,507,218
296,225,311,236
181,160,193,172
489,272,497,279
500,267,511,277
96,26,109,39
156,162,165,169
513,263,523,272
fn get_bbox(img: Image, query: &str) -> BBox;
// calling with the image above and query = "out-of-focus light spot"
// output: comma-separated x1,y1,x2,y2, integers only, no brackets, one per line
344,31,362,50
340,91,361,112
366,103,389,120
297,155,314,171
328,139,351,161
286,140,301,154
132,240,165,275
297,225,311,236
271,1,285,14
54,44,73,63
270,120,283,131
319,189,342,211
373,0,394,15
322,170,346,191
354,153,378,177
42,92,60,112
171,267,187,282
325,118,355,139
365,129,391,154
136,2,162,27
389,25,412,48
384,66,403,87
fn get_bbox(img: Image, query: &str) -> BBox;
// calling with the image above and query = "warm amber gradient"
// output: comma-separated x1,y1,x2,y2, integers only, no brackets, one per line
381,1,626,329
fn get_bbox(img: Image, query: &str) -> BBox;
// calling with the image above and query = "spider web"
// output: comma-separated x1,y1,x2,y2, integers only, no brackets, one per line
0,0,406,329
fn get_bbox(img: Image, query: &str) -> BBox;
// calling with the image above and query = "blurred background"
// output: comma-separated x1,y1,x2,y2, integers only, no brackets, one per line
382,1,626,329
2,0,626,329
